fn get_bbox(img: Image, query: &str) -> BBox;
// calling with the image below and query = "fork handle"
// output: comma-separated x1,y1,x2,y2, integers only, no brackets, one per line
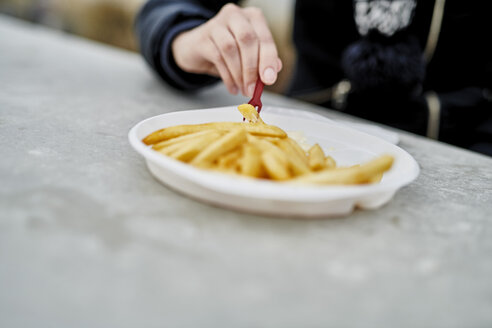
250,79,264,104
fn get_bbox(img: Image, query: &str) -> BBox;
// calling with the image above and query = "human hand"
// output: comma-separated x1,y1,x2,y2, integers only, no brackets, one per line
171,3,282,97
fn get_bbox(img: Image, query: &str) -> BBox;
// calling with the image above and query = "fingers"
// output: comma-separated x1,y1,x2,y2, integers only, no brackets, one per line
170,13,239,94
214,4,281,96
243,7,281,87
226,12,259,97
209,26,243,95
176,4,281,96
201,39,238,94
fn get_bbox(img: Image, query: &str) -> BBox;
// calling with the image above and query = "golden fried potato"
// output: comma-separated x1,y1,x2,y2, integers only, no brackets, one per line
275,139,310,176
238,103,263,123
142,104,394,185
191,128,247,166
292,155,394,185
168,131,222,162
239,143,263,178
143,121,285,145
308,143,327,171
152,130,218,151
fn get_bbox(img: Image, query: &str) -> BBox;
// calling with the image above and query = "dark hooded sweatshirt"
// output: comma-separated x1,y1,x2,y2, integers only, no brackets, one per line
135,0,492,155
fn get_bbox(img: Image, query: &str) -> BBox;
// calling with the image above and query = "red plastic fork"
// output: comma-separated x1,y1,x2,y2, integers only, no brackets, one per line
248,78,264,114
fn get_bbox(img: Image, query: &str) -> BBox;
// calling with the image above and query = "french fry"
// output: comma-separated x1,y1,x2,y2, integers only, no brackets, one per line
168,131,222,162
251,140,291,180
144,104,394,186
292,155,394,185
156,131,220,156
152,130,219,151
238,103,263,123
285,137,309,165
157,140,190,156
261,151,291,180
217,148,242,171
243,123,286,138
143,122,286,145
239,143,262,177
275,139,310,176
254,140,288,165
308,143,326,171
143,125,203,145
191,128,247,166
367,172,383,183
325,155,337,169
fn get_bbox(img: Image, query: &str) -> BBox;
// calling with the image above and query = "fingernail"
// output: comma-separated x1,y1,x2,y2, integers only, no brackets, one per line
247,83,255,97
263,67,276,84
231,85,238,94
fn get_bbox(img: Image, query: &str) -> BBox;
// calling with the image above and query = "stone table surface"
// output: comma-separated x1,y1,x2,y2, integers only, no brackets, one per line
1,15,492,328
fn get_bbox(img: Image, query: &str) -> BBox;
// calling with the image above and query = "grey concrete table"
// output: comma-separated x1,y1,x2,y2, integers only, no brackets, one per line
1,15,492,328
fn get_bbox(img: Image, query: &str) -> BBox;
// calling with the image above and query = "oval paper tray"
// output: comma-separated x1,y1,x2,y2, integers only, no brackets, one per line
129,106,419,218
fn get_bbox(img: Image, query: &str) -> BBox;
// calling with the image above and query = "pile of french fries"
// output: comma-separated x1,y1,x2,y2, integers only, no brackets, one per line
142,104,394,185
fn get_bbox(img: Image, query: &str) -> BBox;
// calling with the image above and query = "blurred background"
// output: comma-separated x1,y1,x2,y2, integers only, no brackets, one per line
0,0,295,93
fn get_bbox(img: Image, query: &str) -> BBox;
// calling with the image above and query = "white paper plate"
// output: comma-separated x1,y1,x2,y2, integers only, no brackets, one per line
129,106,419,217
